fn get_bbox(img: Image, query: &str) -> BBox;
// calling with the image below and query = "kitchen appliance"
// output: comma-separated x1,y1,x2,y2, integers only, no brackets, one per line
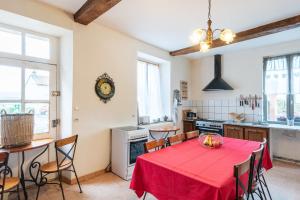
186,112,197,120
111,126,148,180
195,119,225,136
203,55,234,91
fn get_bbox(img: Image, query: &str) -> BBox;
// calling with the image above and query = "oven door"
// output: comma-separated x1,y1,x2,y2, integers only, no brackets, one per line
128,137,148,166
196,126,224,136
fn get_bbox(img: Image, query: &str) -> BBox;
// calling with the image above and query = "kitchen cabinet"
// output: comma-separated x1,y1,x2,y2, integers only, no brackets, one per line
223,124,269,144
244,128,268,142
224,125,244,139
183,120,195,132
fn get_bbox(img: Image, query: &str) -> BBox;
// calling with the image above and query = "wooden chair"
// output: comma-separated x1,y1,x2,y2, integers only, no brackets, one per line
36,135,82,200
0,152,20,200
167,133,185,146
144,139,165,153
234,155,254,200
185,130,200,140
256,138,272,200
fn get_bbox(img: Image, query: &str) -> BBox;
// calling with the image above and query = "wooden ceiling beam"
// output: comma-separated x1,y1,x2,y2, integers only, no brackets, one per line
74,0,122,25
170,15,300,56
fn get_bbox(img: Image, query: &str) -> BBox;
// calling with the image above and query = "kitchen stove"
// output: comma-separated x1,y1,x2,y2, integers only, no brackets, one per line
195,119,225,136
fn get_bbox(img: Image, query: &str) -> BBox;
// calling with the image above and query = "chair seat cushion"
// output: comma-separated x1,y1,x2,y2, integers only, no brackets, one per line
40,160,72,173
0,177,20,191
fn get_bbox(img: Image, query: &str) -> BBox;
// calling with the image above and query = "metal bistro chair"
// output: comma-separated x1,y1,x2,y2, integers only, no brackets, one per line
0,152,20,200
251,146,265,200
167,133,186,146
36,135,82,200
234,155,254,200
185,130,200,140
144,139,165,153
256,138,272,200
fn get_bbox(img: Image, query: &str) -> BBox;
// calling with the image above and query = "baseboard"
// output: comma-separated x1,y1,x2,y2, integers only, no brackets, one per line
62,169,106,185
273,156,300,165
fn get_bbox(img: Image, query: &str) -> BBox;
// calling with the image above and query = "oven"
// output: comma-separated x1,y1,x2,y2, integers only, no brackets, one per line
195,120,224,136
128,136,148,166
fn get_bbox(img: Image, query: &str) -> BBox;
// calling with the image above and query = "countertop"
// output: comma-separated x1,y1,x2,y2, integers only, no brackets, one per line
224,121,300,131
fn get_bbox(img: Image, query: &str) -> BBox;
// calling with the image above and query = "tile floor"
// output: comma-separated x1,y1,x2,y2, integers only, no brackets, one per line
10,160,300,200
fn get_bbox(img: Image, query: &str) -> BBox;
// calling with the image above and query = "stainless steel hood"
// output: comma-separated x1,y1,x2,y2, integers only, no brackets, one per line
203,55,234,91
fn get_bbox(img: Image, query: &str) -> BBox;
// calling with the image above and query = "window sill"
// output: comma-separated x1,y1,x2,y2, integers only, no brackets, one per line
139,121,174,129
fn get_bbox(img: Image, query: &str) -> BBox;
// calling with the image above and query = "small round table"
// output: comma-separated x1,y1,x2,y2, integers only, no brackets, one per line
0,138,54,200
149,126,180,140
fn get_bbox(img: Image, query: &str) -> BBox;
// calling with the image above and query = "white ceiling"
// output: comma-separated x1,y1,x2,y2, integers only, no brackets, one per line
39,0,300,58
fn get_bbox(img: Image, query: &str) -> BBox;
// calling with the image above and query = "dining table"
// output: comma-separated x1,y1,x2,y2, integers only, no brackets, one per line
148,126,180,140
130,137,272,200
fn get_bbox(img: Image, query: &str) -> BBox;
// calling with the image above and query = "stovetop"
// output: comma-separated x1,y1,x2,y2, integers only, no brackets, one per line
196,119,225,123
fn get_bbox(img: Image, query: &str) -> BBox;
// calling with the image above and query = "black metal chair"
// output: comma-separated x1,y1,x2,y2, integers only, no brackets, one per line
36,135,82,200
234,155,254,200
251,146,265,200
256,138,272,200
0,152,20,200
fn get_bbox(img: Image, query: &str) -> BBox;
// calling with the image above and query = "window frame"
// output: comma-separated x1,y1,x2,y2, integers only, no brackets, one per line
0,24,58,140
137,59,165,124
0,23,58,65
263,52,300,125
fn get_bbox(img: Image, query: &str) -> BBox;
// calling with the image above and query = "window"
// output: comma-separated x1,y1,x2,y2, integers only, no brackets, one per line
137,60,163,123
0,24,57,139
263,53,300,124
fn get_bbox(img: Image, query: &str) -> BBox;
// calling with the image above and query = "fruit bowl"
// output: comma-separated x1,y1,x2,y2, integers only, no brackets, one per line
199,133,223,149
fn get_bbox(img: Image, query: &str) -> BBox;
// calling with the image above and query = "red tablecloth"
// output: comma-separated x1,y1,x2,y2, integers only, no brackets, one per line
130,137,272,200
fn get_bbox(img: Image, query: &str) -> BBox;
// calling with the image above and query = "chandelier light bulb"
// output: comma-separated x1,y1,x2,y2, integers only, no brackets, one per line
190,29,206,44
200,42,210,52
220,29,236,44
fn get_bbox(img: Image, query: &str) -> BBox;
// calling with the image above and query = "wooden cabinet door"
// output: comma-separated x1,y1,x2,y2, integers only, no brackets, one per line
224,125,244,139
244,128,268,142
183,121,195,132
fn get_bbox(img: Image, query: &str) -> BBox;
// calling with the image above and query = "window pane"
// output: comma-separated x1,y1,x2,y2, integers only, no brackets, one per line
0,65,21,100
0,27,22,55
265,57,288,122
292,56,300,122
25,34,50,59
25,69,49,101
0,103,21,114
137,61,148,117
25,103,49,134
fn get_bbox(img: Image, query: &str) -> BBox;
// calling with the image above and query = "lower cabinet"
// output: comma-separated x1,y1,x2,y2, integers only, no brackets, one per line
183,120,195,132
224,125,244,139
244,128,268,142
224,124,269,143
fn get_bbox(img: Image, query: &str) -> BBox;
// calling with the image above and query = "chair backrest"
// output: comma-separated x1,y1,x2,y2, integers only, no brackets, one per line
234,155,254,200
168,133,185,146
185,130,200,140
0,152,10,198
55,135,78,169
144,139,165,153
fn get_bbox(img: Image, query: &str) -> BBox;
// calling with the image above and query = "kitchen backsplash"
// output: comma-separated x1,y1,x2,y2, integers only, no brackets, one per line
182,98,262,122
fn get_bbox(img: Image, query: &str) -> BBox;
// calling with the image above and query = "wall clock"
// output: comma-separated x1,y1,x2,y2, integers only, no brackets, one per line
95,73,115,103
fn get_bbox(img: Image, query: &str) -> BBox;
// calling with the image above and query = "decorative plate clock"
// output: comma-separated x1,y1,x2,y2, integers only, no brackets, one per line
95,73,115,103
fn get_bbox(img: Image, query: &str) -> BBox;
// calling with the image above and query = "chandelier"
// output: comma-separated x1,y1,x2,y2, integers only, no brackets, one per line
190,0,236,52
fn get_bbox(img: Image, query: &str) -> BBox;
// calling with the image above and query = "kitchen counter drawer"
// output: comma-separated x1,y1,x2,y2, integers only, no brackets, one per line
224,125,244,139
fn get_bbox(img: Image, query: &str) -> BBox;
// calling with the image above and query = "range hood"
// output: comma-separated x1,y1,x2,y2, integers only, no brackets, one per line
203,55,234,91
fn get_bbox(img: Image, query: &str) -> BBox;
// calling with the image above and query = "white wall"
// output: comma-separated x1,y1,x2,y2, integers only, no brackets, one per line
191,40,300,100
0,0,192,177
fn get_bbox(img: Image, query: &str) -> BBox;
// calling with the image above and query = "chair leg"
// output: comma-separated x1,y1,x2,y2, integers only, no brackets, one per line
143,192,147,200
72,164,82,193
36,171,43,200
258,177,267,200
261,174,272,200
58,171,66,200
17,184,20,200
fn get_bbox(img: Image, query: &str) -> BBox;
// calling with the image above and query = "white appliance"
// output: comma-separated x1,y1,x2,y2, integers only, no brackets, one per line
111,126,148,180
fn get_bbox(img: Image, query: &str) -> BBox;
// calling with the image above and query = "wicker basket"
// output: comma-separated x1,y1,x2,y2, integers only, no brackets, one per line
0,110,34,148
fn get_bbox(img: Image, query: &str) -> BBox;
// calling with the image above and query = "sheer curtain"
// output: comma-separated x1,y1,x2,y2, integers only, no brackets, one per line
292,55,300,121
137,61,163,123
